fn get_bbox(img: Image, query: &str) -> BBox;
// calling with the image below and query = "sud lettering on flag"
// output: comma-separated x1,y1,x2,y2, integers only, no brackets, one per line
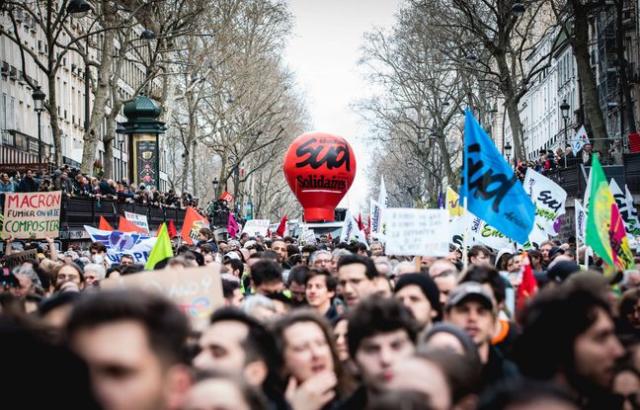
523,168,567,237
459,109,535,244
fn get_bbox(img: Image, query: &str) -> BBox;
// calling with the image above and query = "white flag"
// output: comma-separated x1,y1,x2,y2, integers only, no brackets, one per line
574,200,586,243
571,125,590,155
624,185,640,236
370,198,384,236
340,210,368,246
523,168,567,236
378,176,388,208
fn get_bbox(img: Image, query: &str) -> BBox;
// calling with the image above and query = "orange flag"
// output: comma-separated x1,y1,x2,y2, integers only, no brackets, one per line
98,216,113,231
118,216,147,234
181,207,209,245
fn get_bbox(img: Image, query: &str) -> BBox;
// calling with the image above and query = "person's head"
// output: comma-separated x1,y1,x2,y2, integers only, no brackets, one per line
337,254,379,307
250,260,284,295
429,259,457,278
444,282,496,352
300,245,317,265
347,297,417,391
89,242,107,256
66,290,191,410
270,240,287,263
183,373,267,410
468,245,491,267
332,316,349,363
477,379,578,410
431,269,458,307
286,265,309,304
619,288,640,331
514,280,625,393
272,310,348,394
224,258,244,278
458,265,506,309
38,291,81,330
83,263,105,287
421,322,481,365
309,249,332,269
331,248,352,274
612,364,640,410
198,228,214,242
304,268,336,312
120,254,135,267
222,277,244,307
393,273,440,329
242,295,278,322
584,143,592,153
193,307,281,393
54,262,84,292
540,241,554,264
370,241,384,257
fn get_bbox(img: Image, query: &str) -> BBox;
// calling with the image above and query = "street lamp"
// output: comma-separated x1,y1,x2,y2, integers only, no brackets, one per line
66,0,91,17
32,86,46,167
560,99,570,167
212,177,219,196
504,141,513,165
140,29,156,40
511,3,526,17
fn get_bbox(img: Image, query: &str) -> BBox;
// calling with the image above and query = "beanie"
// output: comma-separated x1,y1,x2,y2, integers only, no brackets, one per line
394,273,441,312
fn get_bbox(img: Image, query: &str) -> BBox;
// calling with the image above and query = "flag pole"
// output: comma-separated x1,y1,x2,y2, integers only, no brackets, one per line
462,196,469,271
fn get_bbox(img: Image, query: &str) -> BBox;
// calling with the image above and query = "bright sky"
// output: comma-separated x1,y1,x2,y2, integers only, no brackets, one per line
284,0,401,213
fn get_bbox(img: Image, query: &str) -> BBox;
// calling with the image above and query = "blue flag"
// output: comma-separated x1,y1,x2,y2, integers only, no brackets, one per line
459,110,535,243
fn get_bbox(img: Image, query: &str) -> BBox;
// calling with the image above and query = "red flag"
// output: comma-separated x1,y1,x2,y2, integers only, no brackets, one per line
167,219,178,238
357,213,365,231
118,216,146,234
276,215,288,237
99,216,113,231
366,214,371,235
181,207,209,245
516,252,538,314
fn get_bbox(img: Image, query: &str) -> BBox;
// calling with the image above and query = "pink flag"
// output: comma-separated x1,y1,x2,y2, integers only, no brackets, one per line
227,213,240,238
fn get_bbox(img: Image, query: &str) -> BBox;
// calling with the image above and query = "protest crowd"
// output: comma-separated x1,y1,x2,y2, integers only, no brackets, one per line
1,121,640,410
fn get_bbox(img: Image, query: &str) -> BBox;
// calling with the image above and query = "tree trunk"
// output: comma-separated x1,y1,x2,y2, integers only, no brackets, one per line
81,1,115,175
103,119,115,179
495,52,526,161
47,74,63,165
191,140,197,197
435,132,456,185
571,2,609,157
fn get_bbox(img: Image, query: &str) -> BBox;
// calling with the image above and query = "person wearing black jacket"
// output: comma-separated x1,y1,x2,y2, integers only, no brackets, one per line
17,170,39,192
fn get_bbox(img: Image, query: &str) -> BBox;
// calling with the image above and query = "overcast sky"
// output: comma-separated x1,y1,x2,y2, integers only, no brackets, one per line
284,0,401,212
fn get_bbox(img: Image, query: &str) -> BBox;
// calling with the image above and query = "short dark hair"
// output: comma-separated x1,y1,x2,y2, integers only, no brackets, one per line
347,297,418,358
199,228,213,239
286,244,299,256
224,259,244,276
260,250,280,261
301,245,318,254
468,245,491,260
222,278,240,299
66,290,190,365
304,268,337,292
459,265,506,305
477,379,576,410
250,260,283,287
287,265,310,287
89,242,106,253
337,254,379,280
514,281,612,380
120,254,135,262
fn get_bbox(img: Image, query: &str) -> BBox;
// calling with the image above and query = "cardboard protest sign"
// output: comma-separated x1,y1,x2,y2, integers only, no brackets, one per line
384,209,449,256
84,226,156,265
101,264,223,331
124,211,150,234
1,249,38,270
241,219,270,236
2,191,62,239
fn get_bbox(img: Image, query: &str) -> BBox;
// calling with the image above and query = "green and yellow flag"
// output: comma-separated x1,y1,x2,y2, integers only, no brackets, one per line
145,223,174,270
585,154,634,274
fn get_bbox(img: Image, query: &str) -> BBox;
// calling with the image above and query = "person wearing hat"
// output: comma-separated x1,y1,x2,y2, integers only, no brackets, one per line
394,273,441,334
444,282,518,389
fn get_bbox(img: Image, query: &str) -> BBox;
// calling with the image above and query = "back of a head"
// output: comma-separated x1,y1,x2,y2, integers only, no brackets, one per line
337,254,379,280
347,296,417,358
250,260,283,286
477,379,577,410
66,289,189,365
287,265,310,286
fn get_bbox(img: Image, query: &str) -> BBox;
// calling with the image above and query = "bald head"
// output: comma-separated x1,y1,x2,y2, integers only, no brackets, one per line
428,259,457,278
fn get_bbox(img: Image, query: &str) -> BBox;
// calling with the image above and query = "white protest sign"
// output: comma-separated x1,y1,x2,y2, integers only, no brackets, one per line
84,225,156,264
340,210,368,245
301,228,316,244
469,215,512,250
575,199,586,243
241,219,270,236
523,168,567,236
571,125,590,155
624,185,640,236
124,211,150,234
384,208,449,256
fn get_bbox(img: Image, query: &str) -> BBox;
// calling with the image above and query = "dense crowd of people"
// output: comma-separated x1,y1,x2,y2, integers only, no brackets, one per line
0,164,198,208
1,228,639,410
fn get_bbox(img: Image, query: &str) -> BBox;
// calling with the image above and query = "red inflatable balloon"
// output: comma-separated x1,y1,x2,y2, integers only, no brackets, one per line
283,132,356,222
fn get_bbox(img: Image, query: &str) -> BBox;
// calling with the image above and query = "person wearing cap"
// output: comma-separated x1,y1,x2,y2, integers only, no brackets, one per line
444,282,518,389
394,273,441,333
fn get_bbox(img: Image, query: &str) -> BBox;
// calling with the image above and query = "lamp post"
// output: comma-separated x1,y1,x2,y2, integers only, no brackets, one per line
504,141,513,166
560,99,570,167
117,95,166,190
212,177,219,197
32,86,46,167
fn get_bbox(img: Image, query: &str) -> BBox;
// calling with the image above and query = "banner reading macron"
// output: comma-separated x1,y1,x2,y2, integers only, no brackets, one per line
2,191,62,239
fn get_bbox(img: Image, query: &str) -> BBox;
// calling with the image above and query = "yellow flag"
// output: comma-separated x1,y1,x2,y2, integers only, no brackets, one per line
447,187,464,217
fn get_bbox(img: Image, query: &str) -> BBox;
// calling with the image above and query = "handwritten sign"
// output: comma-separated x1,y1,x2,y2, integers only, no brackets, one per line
101,264,223,331
384,209,449,256
2,191,62,239
124,211,150,234
242,219,270,236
